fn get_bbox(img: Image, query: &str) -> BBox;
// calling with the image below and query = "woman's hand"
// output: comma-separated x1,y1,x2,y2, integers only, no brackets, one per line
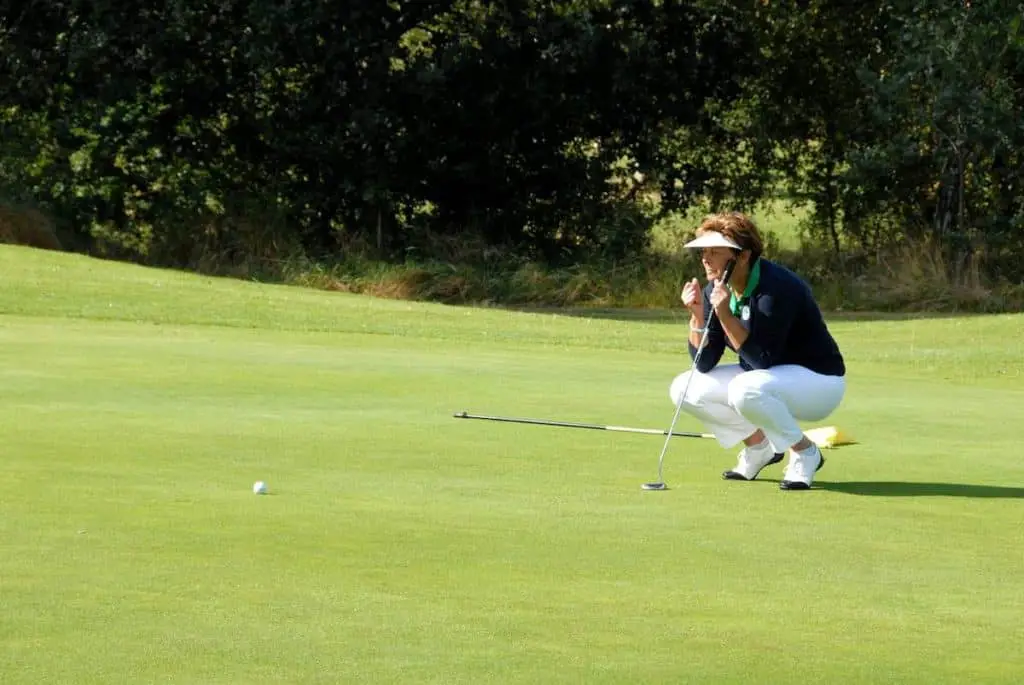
710,279,732,318
680,278,702,314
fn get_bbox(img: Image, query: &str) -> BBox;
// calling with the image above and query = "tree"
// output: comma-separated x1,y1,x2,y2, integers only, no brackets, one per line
848,0,1024,277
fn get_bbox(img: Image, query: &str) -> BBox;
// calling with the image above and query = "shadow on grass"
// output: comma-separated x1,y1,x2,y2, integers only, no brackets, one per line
816,481,1024,498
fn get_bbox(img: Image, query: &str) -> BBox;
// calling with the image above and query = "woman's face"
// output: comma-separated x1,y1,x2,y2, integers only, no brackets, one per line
700,245,736,281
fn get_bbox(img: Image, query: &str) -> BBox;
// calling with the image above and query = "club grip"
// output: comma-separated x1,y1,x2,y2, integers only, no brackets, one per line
721,258,737,285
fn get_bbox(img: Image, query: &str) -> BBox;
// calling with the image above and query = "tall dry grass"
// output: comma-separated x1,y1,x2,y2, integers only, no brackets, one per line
828,239,1022,313
3,200,1021,314
254,239,1024,314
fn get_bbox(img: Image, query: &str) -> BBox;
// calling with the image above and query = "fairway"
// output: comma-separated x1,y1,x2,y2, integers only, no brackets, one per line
2,246,1023,684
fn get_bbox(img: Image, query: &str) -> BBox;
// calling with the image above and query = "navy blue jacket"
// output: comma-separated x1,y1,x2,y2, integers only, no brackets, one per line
688,259,845,376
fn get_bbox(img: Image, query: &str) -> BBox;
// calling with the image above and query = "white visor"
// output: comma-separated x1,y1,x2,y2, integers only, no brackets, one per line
682,232,742,250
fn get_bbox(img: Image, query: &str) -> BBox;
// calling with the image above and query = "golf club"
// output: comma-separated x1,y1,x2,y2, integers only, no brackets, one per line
451,411,715,439
642,258,737,491
452,412,850,450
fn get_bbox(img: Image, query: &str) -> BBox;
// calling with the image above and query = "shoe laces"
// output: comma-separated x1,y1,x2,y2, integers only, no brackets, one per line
740,441,772,465
790,445,819,473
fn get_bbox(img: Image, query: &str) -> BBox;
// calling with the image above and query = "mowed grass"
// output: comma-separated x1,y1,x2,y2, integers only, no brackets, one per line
2,246,1023,685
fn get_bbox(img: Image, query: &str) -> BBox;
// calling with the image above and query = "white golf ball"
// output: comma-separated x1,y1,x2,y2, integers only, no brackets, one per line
253,481,268,495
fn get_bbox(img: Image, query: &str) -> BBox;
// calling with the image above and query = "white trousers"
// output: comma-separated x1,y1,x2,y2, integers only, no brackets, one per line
669,364,846,452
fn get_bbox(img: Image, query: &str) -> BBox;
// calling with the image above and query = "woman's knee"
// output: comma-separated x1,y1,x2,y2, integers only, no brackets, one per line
669,370,718,407
668,371,691,405
726,371,772,413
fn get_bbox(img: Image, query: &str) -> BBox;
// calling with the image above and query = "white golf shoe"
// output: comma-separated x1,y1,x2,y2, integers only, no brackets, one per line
722,442,784,481
780,444,826,490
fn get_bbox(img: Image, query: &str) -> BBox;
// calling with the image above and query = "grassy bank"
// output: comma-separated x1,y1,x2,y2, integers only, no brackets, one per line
4,199,1023,313
191,202,1024,314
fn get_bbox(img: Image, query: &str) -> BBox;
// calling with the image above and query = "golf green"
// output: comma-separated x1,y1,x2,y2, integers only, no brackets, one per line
2,246,1022,684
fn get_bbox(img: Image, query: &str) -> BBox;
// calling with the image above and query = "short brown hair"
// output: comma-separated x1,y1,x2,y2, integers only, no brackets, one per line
696,212,764,263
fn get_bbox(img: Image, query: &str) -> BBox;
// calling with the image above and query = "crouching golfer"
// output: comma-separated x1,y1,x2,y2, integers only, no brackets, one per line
670,212,846,490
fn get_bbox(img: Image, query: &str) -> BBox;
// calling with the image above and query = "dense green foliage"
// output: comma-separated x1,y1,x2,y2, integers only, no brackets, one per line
2,1,1023,279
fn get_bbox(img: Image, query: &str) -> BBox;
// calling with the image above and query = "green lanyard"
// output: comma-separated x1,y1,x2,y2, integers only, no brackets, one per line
729,259,760,317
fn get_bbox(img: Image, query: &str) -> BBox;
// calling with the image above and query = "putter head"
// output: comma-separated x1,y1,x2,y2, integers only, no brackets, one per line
641,482,668,491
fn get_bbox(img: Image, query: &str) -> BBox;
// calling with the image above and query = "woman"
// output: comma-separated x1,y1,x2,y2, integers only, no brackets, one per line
670,212,846,490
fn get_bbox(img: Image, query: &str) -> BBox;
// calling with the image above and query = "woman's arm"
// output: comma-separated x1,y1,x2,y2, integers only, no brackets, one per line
709,277,751,353
689,285,726,372
687,311,705,350
718,308,750,351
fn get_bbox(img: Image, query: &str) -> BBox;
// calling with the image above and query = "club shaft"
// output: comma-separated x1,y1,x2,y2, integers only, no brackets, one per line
653,322,712,481
452,412,712,439
649,269,734,484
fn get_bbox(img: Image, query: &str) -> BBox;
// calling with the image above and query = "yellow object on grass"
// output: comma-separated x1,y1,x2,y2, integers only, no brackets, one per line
806,426,855,449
